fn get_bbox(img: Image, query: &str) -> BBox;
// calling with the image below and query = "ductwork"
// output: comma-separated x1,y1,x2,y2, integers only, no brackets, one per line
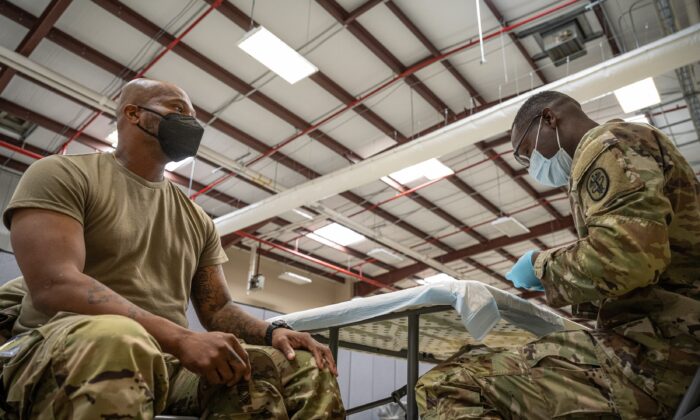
0,46,118,115
214,23,700,235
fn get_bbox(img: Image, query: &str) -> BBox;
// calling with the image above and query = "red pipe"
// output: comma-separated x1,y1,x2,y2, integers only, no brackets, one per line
55,0,224,154
0,140,44,160
191,0,581,199
650,104,687,117
236,230,396,291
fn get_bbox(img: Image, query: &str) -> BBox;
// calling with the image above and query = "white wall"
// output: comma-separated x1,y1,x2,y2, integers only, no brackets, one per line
221,246,353,314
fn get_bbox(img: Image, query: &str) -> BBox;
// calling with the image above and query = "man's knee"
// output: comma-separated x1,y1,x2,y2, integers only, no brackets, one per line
246,346,318,381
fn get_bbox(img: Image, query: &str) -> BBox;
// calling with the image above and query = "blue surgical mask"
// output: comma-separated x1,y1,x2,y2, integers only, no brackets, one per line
528,116,572,187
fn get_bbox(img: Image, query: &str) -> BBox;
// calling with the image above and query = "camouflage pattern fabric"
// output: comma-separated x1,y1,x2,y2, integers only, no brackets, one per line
534,121,700,411
418,121,700,419
0,313,344,419
416,330,664,419
0,279,24,345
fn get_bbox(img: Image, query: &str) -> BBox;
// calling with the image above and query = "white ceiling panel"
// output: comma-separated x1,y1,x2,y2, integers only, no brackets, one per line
0,15,28,50
305,27,394,97
215,96,297,146
277,135,352,175
355,3,430,67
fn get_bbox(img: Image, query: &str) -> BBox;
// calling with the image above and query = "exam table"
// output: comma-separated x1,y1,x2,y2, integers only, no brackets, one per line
268,280,586,419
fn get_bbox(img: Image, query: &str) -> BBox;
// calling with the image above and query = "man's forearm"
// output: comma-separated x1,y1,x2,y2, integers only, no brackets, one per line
32,272,191,355
208,301,269,345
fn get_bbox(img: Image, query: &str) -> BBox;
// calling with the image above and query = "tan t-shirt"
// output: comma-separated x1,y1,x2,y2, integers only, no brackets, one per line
3,153,228,333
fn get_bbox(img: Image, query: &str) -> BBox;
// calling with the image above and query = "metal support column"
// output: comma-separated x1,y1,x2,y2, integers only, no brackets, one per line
406,313,419,420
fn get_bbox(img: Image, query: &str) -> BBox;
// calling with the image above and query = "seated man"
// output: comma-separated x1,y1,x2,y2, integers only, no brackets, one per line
416,91,699,419
0,78,345,419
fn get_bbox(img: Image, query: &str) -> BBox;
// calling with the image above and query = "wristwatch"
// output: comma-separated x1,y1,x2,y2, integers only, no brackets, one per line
265,320,293,346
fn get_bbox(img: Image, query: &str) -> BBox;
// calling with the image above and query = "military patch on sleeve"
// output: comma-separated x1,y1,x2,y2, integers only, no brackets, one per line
586,168,609,201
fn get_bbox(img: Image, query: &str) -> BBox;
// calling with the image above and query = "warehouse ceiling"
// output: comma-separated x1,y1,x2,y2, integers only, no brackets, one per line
0,0,698,317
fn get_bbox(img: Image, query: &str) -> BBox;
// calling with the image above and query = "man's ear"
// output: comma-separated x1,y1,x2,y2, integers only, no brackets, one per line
123,104,140,124
541,107,558,129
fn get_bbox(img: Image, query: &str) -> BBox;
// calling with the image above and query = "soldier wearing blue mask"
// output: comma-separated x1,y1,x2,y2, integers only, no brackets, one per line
416,91,700,419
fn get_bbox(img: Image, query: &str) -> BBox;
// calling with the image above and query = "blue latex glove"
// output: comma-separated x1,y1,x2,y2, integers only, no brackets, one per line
505,250,544,291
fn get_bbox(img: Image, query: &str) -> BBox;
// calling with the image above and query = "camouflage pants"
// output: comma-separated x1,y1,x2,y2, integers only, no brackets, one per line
416,330,668,420
0,314,345,419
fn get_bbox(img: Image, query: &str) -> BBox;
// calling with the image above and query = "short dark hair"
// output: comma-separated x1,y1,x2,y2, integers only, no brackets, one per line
511,91,578,139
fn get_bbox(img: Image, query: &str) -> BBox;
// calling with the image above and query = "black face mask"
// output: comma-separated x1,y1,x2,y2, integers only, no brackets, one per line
136,106,204,162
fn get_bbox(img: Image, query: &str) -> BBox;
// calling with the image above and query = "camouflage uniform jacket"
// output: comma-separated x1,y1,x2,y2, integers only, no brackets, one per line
534,120,700,404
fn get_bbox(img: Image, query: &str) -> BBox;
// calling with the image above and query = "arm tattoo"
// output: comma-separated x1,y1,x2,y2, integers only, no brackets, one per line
86,282,111,304
191,265,268,344
210,303,268,345
86,279,146,320
191,265,226,315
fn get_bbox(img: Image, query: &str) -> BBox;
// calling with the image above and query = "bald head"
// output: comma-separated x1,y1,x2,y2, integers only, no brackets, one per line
113,78,198,167
117,79,194,120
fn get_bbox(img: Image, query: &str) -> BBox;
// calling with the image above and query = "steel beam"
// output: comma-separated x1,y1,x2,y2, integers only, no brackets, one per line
94,0,364,163
591,3,622,56
316,0,455,117
309,72,408,143
367,216,574,286
385,0,484,104
0,0,72,92
482,0,548,84
205,0,411,145
344,0,384,24
207,0,530,288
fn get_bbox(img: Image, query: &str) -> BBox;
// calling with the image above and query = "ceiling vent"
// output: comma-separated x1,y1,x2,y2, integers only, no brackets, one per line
539,21,588,65
518,7,602,66
0,111,34,140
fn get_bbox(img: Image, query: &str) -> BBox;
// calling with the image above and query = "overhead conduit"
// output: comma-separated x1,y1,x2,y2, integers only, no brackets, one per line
214,23,700,235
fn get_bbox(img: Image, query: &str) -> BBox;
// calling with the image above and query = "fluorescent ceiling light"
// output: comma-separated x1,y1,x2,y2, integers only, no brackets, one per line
107,129,118,147
310,223,365,246
490,216,530,237
614,78,661,113
165,156,194,172
624,114,650,124
416,273,457,285
279,271,312,285
368,248,404,264
238,26,318,84
293,209,314,220
388,158,454,184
